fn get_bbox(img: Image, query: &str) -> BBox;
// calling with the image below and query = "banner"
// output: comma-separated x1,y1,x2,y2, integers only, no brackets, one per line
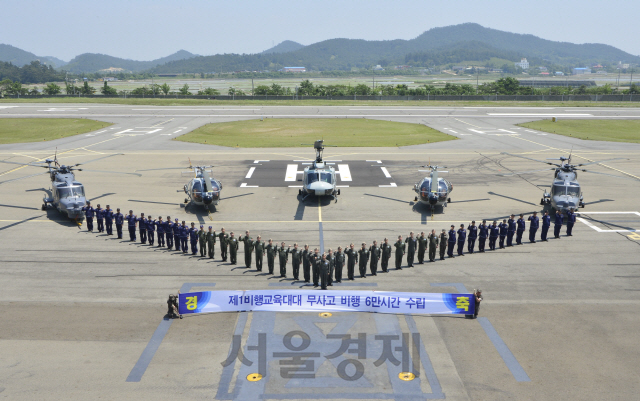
179,290,474,316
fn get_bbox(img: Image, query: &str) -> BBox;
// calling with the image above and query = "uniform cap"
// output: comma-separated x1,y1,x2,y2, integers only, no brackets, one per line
200,225,203,228
175,218,179,221
209,226,212,229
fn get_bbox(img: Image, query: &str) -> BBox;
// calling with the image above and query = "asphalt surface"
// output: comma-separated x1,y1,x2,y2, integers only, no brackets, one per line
1,103,639,400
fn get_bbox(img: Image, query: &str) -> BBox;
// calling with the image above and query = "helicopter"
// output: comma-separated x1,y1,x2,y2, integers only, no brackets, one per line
412,165,453,215
298,140,340,202
0,152,140,219
500,152,626,211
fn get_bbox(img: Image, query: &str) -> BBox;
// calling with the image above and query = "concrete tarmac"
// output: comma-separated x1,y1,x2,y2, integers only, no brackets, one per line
1,104,639,400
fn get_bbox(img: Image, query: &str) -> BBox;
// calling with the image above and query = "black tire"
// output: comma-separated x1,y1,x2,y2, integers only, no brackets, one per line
41,204,46,211
184,198,188,204
447,198,451,203
414,196,418,202
338,189,341,195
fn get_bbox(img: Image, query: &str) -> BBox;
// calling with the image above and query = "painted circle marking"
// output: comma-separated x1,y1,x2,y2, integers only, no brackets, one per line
319,312,332,318
247,373,263,381
399,372,416,381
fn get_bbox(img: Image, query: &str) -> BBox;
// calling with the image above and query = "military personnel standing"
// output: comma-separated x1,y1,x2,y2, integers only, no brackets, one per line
291,243,302,280
228,232,239,264
394,236,405,270
478,220,488,252
489,221,499,251
275,242,290,277
498,219,508,249
218,228,229,261
439,229,447,260
206,226,217,259
405,232,417,267
198,225,207,256
447,226,456,258
528,211,539,243
344,243,357,280
417,232,427,264
507,215,516,247
189,223,199,255
319,254,330,290
428,229,438,262
554,210,563,238
179,221,189,253
81,202,95,232
516,214,525,245
265,239,277,274
253,236,265,271
368,241,381,276
566,208,576,236
114,208,124,239
165,216,173,249
239,231,254,268
95,204,104,233
146,216,156,246
457,224,466,256
302,244,311,282
137,213,147,244
358,243,369,278
104,205,114,235
327,249,335,286
467,221,477,254
380,238,392,272
174,219,182,251
125,210,137,241
311,248,320,287
156,216,165,247
334,247,345,283
541,211,551,241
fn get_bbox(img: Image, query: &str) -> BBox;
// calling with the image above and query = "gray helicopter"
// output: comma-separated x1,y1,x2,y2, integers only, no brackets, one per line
298,140,340,202
413,165,453,215
0,152,139,219
500,152,626,211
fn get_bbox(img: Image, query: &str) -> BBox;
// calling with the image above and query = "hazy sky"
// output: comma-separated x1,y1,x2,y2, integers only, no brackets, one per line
3,0,639,61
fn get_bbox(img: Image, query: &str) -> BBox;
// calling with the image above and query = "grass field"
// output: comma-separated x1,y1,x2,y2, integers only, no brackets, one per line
518,119,640,143
175,118,455,147
0,118,112,144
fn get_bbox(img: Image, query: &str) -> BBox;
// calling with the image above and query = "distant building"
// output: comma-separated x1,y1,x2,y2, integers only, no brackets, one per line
373,65,384,71
103,77,117,82
619,63,630,69
99,67,125,73
538,66,548,72
282,66,306,72
452,66,466,71
540,72,550,76
572,67,591,75
595,71,608,75
555,71,564,76
515,58,529,69
592,64,603,69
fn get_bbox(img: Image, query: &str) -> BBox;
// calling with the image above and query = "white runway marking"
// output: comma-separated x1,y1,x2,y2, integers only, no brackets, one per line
488,113,592,116
173,130,183,134
240,183,258,188
336,185,349,188
445,129,458,134
288,185,303,188
577,212,640,233
379,183,397,188
525,130,537,133
245,167,255,179
460,133,472,135
469,129,485,134
380,167,392,178
366,160,382,164
499,129,516,134
337,164,352,181
0,106,17,109
285,164,302,181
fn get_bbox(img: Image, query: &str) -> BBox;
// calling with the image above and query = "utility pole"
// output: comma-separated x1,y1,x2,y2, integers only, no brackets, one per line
252,78,254,96
476,67,479,94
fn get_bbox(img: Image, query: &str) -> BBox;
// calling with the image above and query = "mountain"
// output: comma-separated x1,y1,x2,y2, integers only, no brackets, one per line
63,50,198,73
148,23,640,73
0,44,68,68
261,40,304,54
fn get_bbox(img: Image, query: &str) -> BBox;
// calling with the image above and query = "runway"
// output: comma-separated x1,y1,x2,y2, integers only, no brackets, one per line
1,103,640,400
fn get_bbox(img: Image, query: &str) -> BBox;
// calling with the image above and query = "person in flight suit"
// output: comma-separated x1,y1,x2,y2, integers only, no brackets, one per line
380,238,392,272
302,244,311,282
276,242,290,277
311,248,320,287
327,249,335,286
137,213,147,244
218,228,229,261
156,216,165,247
478,220,488,252
165,216,173,249
146,216,156,246
489,220,499,251
179,221,189,253
507,215,516,247
394,236,405,270
358,243,369,278
81,202,95,232
174,219,182,251
334,247,345,282
516,214,525,245
417,232,427,264
439,229,447,261
427,229,438,262
368,240,381,276
457,224,466,256
207,226,217,259
405,232,417,267
238,231,254,268
265,239,277,274
253,236,265,271
319,253,330,290
447,225,456,258
125,210,137,241
566,208,576,236
228,232,239,264
198,225,207,256
498,219,508,249
528,211,540,243
189,223,199,255
104,205,114,235
467,221,478,254
95,204,104,233
114,208,124,239
345,243,358,280
554,210,563,238
291,243,302,280
541,211,551,241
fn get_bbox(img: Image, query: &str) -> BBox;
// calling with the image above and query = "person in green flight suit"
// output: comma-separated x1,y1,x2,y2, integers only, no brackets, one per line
253,235,266,271
217,227,229,261
275,242,291,278
439,229,448,261
302,244,311,283
206,226,216,259
319,253,330,290
417,231,428,264
358,243,369,278
311,248,320,287
228,232,239,265
368,240,381,276
238,230,254,268
327,248,335,286
265,239,277,275
428,229,439,262
380,238,392,273
290,243,302,280
198,225,207,257
344,243,358,280
394,235,405,270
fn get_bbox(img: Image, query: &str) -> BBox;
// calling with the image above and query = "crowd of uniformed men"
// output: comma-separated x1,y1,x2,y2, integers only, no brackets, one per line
80,201,578,290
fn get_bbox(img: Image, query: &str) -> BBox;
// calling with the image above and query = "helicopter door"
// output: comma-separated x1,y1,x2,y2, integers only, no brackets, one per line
419,180,430,198
191,180,203,202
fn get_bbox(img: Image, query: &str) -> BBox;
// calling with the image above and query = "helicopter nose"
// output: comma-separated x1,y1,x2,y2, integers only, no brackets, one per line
428,194,438,205
203,195,213,205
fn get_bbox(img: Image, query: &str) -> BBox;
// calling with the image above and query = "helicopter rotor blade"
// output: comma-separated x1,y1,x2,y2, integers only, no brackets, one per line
77,169,142,177
0,159,50,168
201,168,213,192
501,152,560,167
75,153,124,167
575,158,626,167
0,171,49,185
579,169,638,180
500,168,555,176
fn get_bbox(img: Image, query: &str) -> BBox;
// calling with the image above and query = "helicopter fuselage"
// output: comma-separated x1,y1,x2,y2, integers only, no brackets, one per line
414,177,453,207
46,170,87,219
543,170,583,212
184,171,222,207
301,162,338,197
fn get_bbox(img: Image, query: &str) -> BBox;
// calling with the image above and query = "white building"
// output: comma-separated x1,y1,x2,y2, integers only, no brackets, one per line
515,58,529,70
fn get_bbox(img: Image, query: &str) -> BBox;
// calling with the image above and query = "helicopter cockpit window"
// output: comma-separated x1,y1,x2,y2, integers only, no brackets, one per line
438,181,447,194
192,180,203,201
552,184,566,196
57,187,72,198
70,186,84,197
209,179,219,192
320,172,333,184
307,173,319,185
566,186,580,197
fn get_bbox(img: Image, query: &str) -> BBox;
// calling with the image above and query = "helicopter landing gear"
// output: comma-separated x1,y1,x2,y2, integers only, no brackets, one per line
414,196,418,202
447,197,451,203
580,201,585,208
298,189,302,196
430,205,435,220
184,198,189,204
41,204,46,211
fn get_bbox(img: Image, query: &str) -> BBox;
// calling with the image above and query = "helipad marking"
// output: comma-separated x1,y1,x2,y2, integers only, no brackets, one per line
285,164,302,181
240,183,258,188
337,164,352,181
379,183,397,188
380,167,392,178
245,167,256,179
577,212,640,233
499,129,516,134
366,160,382,164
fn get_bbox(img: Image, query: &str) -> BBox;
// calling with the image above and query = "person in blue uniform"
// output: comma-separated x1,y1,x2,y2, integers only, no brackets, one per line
541,211,551,241
478,220,488,252
137,213,147,244
95,204,104,233
467,221,477,254
174,219,182,251
104,205,114,235
189,223,199,255
507,214,516,247
528,211,539,243
566,208,576,236
114,208,124,239
516,214,525,245
165,216,173,249
156,216,165,247
180,221,189,253
554,210,563,238
498,219,508,249
125,210,137,241
489,220,499,250
456,224,466,256
146,216,156,246
81,202,95,232
447,225,456,258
